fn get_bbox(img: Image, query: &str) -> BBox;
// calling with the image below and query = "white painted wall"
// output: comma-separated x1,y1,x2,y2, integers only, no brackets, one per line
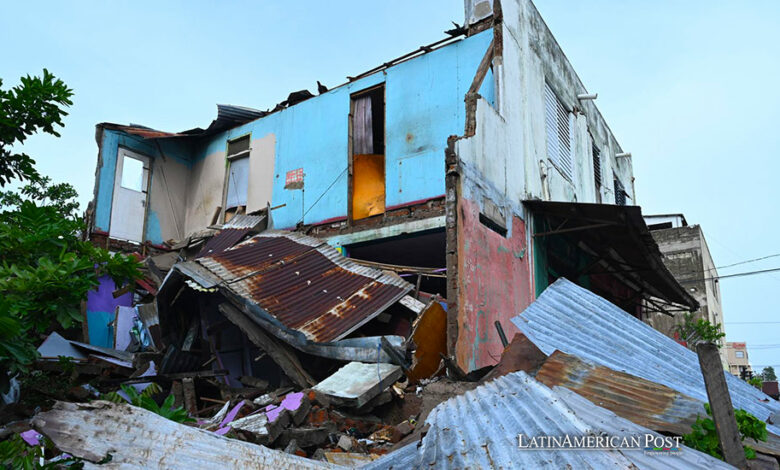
459,0,635,214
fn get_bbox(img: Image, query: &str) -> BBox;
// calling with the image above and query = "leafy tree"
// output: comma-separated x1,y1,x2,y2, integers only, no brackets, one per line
749,376,763,389
673,313,725,348
684,403,767,460
0,71,141,389
0,178,142,381
0,69,73,186
762,366,777,382
103,384,194,423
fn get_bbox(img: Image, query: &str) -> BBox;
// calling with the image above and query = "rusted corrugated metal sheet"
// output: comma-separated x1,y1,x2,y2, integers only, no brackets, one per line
512,278,780,436
196,228,252,258
536,351,780,458
364,371,732,469
536,351,705,436
194,231,413,343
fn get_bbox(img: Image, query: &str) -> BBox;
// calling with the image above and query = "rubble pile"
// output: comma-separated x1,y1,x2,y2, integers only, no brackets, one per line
5,223,780,469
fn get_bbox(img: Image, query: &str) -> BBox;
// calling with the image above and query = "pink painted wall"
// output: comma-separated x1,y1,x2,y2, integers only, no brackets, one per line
455,198,533,371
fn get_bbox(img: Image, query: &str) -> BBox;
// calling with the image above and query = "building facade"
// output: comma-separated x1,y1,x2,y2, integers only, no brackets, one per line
88,0,695,372
643,215,727,367
726,342,752,377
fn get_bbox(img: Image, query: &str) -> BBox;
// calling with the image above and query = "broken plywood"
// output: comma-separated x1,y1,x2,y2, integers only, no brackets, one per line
313,362,402,408
406,302,447,383
32,401,340,469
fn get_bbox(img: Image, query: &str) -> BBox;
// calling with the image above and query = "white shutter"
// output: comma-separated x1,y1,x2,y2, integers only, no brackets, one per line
544,82,573,180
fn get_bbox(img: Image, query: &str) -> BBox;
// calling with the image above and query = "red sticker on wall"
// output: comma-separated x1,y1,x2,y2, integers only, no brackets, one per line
285,168,304,189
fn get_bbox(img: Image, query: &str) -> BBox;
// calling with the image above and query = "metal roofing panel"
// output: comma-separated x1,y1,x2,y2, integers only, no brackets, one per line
536,350,706,436
196,228,252,258
365,371,731,469
511,278,780,435
194,231,413,343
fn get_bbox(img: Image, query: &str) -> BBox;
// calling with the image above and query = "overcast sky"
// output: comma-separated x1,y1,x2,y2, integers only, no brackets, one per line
2,1,779,370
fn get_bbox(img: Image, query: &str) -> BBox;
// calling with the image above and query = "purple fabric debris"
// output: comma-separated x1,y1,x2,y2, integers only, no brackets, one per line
214,427,231,435
20,429,41,446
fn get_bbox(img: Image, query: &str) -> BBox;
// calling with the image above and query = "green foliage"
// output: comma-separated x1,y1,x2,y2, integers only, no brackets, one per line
0,434,84,469
683,403,767,461
0,178,142,379
749,376,763,389
104,384,194,424
762,366,777,382
0,69,73,186
673,313,726,348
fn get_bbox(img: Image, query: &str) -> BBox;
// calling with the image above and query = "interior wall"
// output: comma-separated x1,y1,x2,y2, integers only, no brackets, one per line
92,128,191,245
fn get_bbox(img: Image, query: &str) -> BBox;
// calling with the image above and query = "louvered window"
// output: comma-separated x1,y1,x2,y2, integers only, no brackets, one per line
613,172,626,206
544,82,573,180
592,144,602,203
592,145,601,188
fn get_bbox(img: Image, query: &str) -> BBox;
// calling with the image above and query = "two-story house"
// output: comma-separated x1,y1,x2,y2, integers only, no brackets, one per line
88,0,696,371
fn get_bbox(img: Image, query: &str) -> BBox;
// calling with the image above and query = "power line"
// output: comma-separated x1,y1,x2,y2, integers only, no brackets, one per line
678,266,780,283
726,321,780,325
717,252,780,270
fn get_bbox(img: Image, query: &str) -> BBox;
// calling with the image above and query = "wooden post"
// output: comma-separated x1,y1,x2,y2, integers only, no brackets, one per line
697,342,748,468
182,377,198,416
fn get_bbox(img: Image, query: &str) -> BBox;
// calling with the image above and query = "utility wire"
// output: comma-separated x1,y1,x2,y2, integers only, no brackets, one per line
297,167,348,225
678,266,780,283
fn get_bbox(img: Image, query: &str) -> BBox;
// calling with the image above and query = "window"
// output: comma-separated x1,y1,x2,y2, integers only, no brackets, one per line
613,172,626,206
120,155,146,192
544,82,573,180
592,144,602,203
736,351,745,358
225,135,250,220
351,85,385,221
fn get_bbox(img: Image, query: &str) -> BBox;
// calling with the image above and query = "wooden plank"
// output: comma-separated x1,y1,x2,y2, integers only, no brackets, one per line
218,303,315,389
697,342,748,468
33,401,334,469
182,377,197,416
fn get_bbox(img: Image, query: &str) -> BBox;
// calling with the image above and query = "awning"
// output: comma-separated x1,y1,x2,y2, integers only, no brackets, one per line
524,200,698,310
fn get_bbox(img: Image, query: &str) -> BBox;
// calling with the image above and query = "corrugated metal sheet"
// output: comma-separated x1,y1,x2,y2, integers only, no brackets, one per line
223,214,265,229
511,278,780,435
33,401,342,469
365,371,732,469
536,350,705,436
193,231,413,343
196,228,252,258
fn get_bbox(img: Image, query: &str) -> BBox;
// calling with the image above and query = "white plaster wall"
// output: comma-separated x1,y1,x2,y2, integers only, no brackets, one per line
246,134,276,214
184,151,227,234
497,0,636,206
148,155,189,241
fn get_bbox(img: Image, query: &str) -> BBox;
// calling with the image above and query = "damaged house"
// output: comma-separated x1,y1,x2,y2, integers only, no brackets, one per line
85,0,698,389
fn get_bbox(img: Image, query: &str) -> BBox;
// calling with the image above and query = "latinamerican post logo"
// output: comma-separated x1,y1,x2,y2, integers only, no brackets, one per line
517,433,682,456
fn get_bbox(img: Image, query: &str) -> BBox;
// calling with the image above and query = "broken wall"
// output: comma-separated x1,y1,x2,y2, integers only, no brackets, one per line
448,0,638,371
182,30,494,232
92,128,192,244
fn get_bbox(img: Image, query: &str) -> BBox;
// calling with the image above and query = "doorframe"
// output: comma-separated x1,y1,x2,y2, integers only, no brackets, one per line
110,146,153,243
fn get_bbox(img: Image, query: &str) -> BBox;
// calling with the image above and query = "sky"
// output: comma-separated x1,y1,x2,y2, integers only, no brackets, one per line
2,1,780,370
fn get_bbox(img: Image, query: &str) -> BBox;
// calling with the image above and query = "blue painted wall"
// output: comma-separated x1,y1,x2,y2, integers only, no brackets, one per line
194,30,493,229
93,30,494,238
93,129,192,244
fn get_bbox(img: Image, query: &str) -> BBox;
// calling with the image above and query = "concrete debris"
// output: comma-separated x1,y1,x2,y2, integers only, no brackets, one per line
314,362,403,408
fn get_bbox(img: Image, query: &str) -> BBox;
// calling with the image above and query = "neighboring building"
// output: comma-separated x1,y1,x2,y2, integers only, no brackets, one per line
88,0,696,371
643,215,727,367
726,342,752,377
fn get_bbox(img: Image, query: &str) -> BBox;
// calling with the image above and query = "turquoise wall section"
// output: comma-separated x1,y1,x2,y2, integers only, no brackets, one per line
92,30,494,238
93,129,192,244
